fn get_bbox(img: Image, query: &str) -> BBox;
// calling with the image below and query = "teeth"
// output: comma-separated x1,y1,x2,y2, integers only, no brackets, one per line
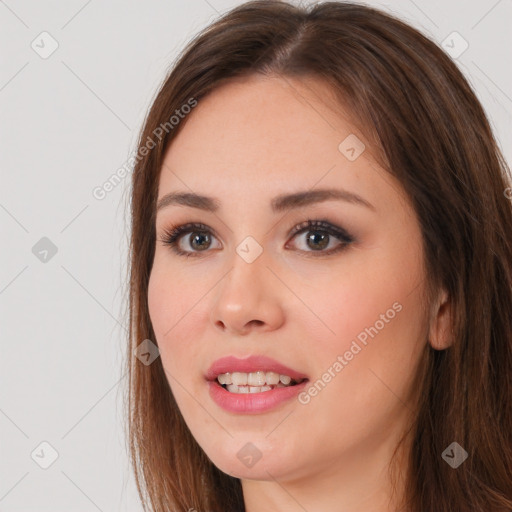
217,371,302,392
231,372,247,386
279,375,291,385
217,373,231,385
248,371,266,386
226,384,281,394
266,372,280,385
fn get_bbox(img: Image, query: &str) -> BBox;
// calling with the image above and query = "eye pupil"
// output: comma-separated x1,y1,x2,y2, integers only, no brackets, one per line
190,232,211,250
307,231,329,250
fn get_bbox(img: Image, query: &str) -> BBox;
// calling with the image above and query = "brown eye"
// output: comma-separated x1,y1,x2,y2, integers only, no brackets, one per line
159,222,221,258
286,219,355,256
160,219,355,258
187,232,212,251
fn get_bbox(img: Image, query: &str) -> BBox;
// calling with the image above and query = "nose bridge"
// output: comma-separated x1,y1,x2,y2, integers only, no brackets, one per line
217,241,269,309
223,227,270,294
210,241,285,334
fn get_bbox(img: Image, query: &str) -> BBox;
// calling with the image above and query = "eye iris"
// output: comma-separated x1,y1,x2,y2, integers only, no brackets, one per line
306,231,329,250
190,232,211,251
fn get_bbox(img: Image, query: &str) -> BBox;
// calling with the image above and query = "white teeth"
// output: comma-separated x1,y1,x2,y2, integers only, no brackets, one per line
248,371,266,386
217,373,231,385
217,371,302,393
279,375,291,385
266,372,280,385
231,372,248,386
226,384,280,394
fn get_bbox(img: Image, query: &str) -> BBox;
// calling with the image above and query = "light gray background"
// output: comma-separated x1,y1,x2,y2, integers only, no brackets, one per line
1,0,511,510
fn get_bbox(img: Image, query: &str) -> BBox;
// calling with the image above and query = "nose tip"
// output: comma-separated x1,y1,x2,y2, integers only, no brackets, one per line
214,310,271,335
210,261,285,335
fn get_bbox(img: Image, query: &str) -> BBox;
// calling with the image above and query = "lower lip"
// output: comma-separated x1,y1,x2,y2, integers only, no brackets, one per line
207,380,309,414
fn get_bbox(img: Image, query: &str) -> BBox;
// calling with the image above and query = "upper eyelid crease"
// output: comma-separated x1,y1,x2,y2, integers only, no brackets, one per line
155,188,375,214
158,220,355,259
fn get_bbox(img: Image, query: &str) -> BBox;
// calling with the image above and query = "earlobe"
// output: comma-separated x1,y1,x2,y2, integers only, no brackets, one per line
428,288,453,351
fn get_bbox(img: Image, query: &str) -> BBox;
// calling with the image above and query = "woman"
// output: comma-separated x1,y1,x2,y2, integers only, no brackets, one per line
124,1,512,511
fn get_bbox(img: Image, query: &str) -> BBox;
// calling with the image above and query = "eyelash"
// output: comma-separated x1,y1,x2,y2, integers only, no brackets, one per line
158,219,356,259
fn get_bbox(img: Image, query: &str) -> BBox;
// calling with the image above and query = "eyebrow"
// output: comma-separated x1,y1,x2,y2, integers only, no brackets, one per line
156,188,375,213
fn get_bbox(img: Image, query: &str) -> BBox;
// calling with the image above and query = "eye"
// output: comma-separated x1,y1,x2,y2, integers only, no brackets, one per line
285,219,355,256
158,222,220,258
158,219,355,258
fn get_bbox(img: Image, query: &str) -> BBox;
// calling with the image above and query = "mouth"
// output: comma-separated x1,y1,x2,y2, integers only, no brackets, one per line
205,355,309,395
206,357,310,413
216,371,307,394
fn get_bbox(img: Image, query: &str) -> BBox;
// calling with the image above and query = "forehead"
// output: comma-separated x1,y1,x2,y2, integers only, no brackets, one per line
156,74,404,214
165,75,358,163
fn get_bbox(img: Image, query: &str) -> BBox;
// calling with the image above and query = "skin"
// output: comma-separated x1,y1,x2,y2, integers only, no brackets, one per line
147,74,452,512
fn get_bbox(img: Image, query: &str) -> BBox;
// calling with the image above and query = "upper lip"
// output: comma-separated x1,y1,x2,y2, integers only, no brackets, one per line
205,355,309,382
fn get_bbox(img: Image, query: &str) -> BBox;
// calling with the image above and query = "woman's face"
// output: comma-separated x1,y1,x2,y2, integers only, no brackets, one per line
148,75,432,485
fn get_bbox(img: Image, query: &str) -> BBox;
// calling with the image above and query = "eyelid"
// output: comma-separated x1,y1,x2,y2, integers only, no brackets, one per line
158,219,355,257
288,219,354,241
158,222,220,258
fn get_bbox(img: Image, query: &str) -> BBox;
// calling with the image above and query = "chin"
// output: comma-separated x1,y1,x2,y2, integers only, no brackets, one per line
202,439,296,481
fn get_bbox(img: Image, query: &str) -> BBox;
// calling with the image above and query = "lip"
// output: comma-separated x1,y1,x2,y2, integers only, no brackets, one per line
205,355,308,382
205,355,309,414
207,379,309,414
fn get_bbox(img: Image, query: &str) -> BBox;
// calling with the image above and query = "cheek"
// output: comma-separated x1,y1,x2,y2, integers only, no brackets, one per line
295,282,426,455
296,236,427,393
287,253,413,357
148,251,199,330
147,261,203,375
147,265,210,436
314,292,426,434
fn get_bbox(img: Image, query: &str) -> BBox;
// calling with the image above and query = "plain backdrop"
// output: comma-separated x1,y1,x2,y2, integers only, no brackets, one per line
1,0,511,510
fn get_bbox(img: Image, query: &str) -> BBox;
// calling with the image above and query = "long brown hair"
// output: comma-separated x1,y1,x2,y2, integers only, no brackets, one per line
122,1,512,510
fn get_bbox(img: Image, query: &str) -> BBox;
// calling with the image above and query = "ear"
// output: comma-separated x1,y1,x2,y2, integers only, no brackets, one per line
428,288,453,350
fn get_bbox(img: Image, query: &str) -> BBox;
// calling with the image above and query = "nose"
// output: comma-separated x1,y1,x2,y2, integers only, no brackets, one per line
210,251,285,336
